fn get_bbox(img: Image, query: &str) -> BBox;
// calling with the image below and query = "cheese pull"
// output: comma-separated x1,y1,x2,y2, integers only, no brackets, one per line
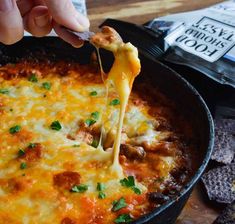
91,26,141,176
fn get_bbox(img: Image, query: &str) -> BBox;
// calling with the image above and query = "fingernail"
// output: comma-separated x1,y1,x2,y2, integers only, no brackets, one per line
35,14,50,27
0,0,14,12
72,42,84,48
76,14,90,30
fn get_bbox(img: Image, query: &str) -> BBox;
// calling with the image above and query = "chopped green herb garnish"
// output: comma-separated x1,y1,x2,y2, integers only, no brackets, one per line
28,143,36,148
9,108,13,112
110,99,120,106
155,177,164,183
20,162,27,169
120,176,135,188
114,214,133,223
132,186,141,195
90,91,98,96
50,121,62,131
9,125,21,134
112,197,127,212
71,184,88,193
112,200,118,205
73,144,80,147
18,149,25,157
91,111,100,120
98,192,106,199
97,183,105,191
120,176,141,194
97,183,106,199
42,82,51,90
28,74,38,83
91,139,99,148
85,119,96,127
0,89,9,94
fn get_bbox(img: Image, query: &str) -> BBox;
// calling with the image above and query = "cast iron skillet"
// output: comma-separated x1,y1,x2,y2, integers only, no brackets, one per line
0,37,214,224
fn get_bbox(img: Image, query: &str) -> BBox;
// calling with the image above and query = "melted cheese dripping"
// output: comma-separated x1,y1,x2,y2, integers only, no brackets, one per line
91,27,141,176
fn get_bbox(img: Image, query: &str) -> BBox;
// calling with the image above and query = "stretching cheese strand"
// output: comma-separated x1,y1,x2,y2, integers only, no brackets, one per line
91,27,141,175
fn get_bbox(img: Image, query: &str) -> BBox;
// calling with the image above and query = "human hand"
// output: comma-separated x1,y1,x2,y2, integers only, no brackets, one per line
0,0,90,47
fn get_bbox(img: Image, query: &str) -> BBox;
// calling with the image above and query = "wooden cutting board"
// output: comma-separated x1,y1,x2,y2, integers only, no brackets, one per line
86,0,225,223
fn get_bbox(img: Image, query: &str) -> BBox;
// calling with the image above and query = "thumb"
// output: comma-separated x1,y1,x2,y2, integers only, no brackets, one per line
0,0,24,45
44,0,89,32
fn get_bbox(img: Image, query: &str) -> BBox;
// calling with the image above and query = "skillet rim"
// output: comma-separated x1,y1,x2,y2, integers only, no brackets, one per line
133,53,214,224
0,36,215,224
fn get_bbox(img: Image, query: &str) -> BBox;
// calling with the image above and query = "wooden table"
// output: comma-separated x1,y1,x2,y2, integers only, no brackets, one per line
87,0,224,31
86,0,225,223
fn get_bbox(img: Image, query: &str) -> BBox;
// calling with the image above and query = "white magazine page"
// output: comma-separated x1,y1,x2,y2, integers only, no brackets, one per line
148,0,235,63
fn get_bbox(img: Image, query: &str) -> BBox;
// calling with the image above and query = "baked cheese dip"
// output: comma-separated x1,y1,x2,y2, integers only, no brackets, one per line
0,29,196,224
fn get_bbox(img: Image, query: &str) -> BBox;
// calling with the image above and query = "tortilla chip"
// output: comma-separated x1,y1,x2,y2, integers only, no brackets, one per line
201,163,235,203
211,119,235,164
213,202,235,224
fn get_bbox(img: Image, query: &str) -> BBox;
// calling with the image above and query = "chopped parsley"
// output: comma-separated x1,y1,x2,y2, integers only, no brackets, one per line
120,176,135,188
72,144,80,147
9,108,13,112
97,183,105,191
90,91,98,96
120,176,141,194
28,74,38,83
0,89,9,94
132,186,141,195
85,119,96,127
28,143,36,148
84,112,100,127
114,214,133,223
18,149,25,157
110,99,120,106
155,177,165,183
9,125,21,134
42,82,51,90
91,111,100,120
50,121,62,131
97,183,106,199
91,139,99,148
71,184,88,193
98,192,106,199
112,197,127,212
20,162,27,169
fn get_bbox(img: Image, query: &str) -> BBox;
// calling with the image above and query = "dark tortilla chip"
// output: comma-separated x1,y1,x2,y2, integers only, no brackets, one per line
212,130,235,164
211,119,235,164
201,163,235,204
215,119,235,134
213,202,235,224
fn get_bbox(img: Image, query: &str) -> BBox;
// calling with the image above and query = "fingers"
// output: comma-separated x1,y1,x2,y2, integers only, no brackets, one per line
53,22,84,48
44,0,89,32
0,0,24,45
17,0,34,16
0,0,89,46
44,0,89,47
24,6,52,37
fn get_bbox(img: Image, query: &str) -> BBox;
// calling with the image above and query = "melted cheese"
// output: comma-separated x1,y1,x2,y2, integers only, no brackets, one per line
0,72,152,223
0,28,193,223
91,27,141,176
107,43,140,175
